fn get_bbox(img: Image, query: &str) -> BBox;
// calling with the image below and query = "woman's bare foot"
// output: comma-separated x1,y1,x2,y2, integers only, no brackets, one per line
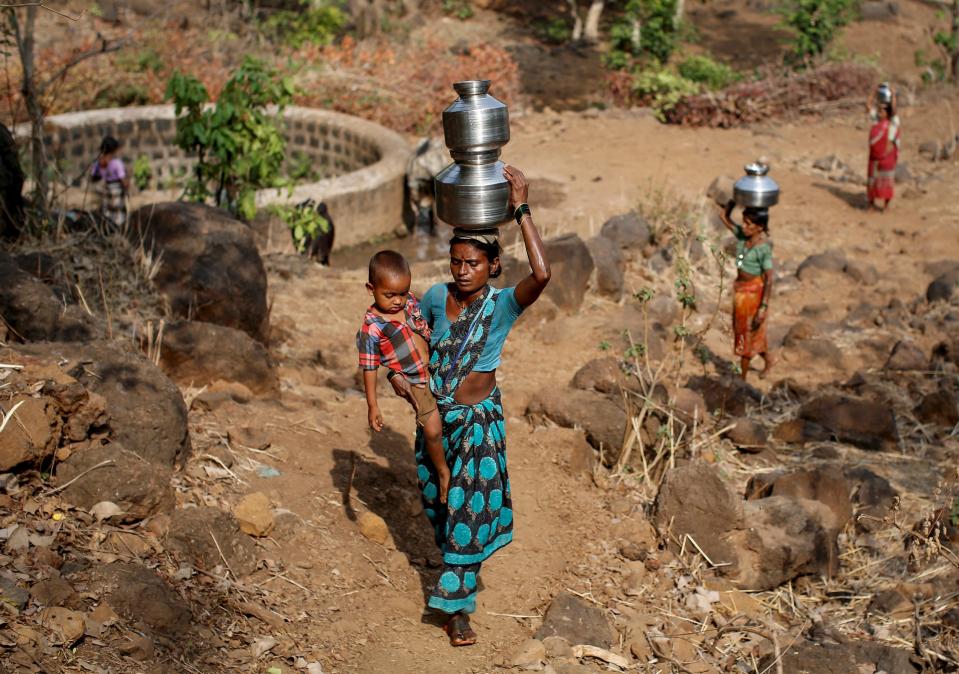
759,352,777,379
444,612,477,647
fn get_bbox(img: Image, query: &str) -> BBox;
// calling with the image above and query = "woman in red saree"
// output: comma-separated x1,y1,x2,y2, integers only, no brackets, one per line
867,86,900,212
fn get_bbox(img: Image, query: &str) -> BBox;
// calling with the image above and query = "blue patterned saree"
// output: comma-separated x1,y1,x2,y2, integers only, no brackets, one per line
415,285,513,614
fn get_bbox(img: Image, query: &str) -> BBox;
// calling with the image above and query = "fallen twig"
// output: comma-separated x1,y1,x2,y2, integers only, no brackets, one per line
42,459,112,495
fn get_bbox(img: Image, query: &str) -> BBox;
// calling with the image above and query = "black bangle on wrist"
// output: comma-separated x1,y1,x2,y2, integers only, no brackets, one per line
386,370,397,381
514,203,531,225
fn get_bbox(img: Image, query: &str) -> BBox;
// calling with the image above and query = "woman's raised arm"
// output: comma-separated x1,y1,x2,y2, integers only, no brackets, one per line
718,200,739,234
504,165,550,308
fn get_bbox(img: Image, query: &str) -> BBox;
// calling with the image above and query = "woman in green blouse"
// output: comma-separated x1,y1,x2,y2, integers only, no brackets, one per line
719,201,775,381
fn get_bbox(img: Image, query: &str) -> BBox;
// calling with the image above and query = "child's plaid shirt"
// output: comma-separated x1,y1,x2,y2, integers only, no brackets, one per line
356,293,431,385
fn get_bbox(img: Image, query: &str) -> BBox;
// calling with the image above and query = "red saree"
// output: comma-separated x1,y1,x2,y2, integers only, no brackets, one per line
868,117,900,203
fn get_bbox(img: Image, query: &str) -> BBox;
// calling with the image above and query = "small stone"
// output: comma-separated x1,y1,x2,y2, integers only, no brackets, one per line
724,418,768,452
5,525,29,553
511,638,546,670
119,632,155,661
358,512,389,545
542,635,573,658
884,340,926,371
30,578,78,608
535,592,614,648
40,607,86,645
0,576,29,609
234,492,275,538
228,426,271,451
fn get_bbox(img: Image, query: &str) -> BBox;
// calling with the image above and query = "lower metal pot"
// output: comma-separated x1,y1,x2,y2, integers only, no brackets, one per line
434,160,510,228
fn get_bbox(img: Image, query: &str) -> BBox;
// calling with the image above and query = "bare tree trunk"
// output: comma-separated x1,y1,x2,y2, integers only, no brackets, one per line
583,0,604,43
952,0,959,81
10,6,48,217
566,0,584,42
348,0,383,38
675,0,685,28
401,0,419,17
631,17,641,52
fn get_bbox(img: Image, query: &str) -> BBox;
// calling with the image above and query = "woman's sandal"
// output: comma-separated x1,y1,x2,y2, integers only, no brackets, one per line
444,613,477,647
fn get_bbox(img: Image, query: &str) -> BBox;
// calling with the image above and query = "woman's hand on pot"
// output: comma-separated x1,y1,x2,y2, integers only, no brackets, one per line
503,165,529,209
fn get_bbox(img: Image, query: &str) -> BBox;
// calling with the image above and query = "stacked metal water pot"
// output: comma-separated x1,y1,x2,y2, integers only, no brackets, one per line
733,162,780,209
434,80,511,229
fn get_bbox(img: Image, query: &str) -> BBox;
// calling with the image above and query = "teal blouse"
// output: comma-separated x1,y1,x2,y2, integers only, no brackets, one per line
734,226,773,276
420,284,524,372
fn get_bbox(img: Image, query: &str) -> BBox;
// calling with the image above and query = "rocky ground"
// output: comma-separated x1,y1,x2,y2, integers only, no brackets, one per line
1,2,959,673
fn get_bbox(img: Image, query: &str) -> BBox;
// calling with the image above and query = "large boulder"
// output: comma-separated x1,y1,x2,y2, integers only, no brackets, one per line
585,235,624,300
728,495,840,589
156,320,278,394
570,357,638,395
164,507,258,577
764,640,918,674
56,444,175,522
0,351,110,471
526,388,626,465
799,395,898,451
654,463,742,569
10,341,191,467
534,592,614,648
501,233,593,311
92,562,191,635
599,211,652,252
0,253,98,343
927,267,959,303
706,175,735,207
745,467,853,527
859,1,900,21
686,375,761,417
655,463,841,590
884,340,926,371
796,250,847,282
128,202,269,342
914,388,959,428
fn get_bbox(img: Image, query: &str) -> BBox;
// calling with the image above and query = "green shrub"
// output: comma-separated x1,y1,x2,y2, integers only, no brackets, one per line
606,0,680,70
778,0,858,66
264,0,346,49
632,67,700,121
132,155,153,191
535,17,571,44
92,82,150,107
165,56,295,220
442,0,474,20
677,54,740,90
269,204,331,254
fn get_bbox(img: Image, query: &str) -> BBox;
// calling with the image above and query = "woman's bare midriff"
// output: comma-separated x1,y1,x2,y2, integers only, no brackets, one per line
737,271,760,282
454,370,496,405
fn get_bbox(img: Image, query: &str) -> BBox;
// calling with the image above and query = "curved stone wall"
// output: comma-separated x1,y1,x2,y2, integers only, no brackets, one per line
35,105,410,247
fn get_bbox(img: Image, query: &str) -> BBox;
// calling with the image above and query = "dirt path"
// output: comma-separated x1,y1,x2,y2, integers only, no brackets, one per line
189,92,959,673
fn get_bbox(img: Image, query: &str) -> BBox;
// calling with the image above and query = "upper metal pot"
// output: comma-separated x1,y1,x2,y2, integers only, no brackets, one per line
734,162,780,208
877,83,892,105
442,80,510,153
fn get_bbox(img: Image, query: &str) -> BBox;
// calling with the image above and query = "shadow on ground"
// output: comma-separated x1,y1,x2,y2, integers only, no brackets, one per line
814,181,869,210
331,425,439,607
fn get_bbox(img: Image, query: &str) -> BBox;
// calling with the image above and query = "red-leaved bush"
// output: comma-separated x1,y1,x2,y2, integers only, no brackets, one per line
664,62,877,128
295,33,520,135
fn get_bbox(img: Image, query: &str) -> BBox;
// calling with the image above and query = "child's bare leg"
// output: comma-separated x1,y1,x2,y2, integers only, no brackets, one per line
422,411,450,504
740,356,751,381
